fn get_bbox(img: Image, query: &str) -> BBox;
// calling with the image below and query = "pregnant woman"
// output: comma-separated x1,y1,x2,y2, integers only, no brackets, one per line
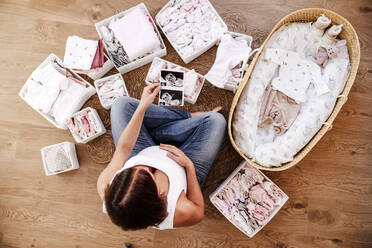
97,83,226,230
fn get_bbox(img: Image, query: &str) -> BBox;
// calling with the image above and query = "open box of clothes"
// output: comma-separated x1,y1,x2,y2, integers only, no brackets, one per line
63,35,115,80
94,73,129,110
206,31,254,93
210,161,288,238
18,54,96,129
229,9,360,170
146,57,205,104
41,142,79,176
67,107,106,144
155,0,228,64
95,3,167,74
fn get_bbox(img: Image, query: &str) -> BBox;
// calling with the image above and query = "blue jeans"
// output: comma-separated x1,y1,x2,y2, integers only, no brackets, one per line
110,96,226,187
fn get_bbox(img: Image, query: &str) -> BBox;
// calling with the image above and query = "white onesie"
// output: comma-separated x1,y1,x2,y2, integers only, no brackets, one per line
265,48,329,103
205,34,252,88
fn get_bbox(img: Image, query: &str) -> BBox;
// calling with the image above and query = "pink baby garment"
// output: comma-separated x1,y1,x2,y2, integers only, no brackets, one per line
109,7,160,61
258,86,301,136
91,39,106,69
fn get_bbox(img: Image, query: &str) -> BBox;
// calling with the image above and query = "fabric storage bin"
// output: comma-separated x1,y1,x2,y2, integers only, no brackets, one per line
155,0,228,64
41,141,79,176
145,57,205,104
94,73,129,110
19,54,96,130
95,3,167,74
67,107,106,144
210,161,288,238
228,8,360,171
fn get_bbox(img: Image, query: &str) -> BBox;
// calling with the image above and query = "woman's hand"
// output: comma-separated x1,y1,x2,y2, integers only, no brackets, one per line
139,83,161,110
159,144,194,169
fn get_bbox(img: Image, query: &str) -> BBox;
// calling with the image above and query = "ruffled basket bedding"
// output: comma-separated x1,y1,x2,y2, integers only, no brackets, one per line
228,8,360,171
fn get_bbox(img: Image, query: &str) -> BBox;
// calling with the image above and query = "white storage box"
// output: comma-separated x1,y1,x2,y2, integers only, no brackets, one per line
67,107,106,144
19,54,96,130
94,73,129,110
95,3,167,74
145,57,205,104
41,142,79,176
209,161,288,238
73,54,115,81
156,0,228,64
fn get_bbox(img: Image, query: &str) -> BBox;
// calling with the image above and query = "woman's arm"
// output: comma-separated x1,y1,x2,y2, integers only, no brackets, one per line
159,144,204,226
97,84,161,200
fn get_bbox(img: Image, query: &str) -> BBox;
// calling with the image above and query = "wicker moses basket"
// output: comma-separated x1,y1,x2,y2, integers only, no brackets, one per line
228,8,360,171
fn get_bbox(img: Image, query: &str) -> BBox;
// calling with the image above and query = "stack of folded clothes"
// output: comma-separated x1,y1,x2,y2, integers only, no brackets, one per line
41,142,79,175
95,74,129,109
210,161,288,237
64,35,108,74
156,0,227,62
67,107,106,143
98,4,164,68
19,54,96,129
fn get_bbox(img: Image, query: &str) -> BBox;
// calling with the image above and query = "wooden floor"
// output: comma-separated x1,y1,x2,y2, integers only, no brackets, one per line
1,0,371,247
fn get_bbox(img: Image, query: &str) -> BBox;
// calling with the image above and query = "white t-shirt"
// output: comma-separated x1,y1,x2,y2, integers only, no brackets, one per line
103,146,187,230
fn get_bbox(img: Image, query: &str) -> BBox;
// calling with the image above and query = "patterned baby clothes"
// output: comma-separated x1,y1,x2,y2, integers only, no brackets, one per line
265,48,329,103
64,36,98,70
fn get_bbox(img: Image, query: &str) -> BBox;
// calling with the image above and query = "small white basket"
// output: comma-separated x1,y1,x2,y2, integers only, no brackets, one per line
67,107,106,144
155,0,228,64
41,141,79,176
18,54,96,130
95,3,167,74
209,161,288,238
94,73,129,110
145,57,205,104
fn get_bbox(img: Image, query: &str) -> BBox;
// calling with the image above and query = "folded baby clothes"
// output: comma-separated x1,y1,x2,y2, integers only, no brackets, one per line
43,144,72,174
51,80,93,127
184,69,199,96
156,0,227,60
95,74,128,109
109,7,160,61
205,34,252,88
25,62,69,114
211,162,288,237
64,36,98,70
265,48,329,103
258,86,301,136
67,108,103,142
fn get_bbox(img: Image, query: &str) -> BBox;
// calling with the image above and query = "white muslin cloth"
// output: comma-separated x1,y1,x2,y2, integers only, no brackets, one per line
63,35,98,70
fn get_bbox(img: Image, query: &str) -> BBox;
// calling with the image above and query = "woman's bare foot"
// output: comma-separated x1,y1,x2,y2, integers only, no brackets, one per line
190,106,222,117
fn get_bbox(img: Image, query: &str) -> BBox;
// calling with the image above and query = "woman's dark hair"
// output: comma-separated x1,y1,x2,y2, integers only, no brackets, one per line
104,167,167,230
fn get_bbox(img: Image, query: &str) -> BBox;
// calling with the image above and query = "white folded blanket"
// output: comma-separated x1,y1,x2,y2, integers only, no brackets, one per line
109,7,160,61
